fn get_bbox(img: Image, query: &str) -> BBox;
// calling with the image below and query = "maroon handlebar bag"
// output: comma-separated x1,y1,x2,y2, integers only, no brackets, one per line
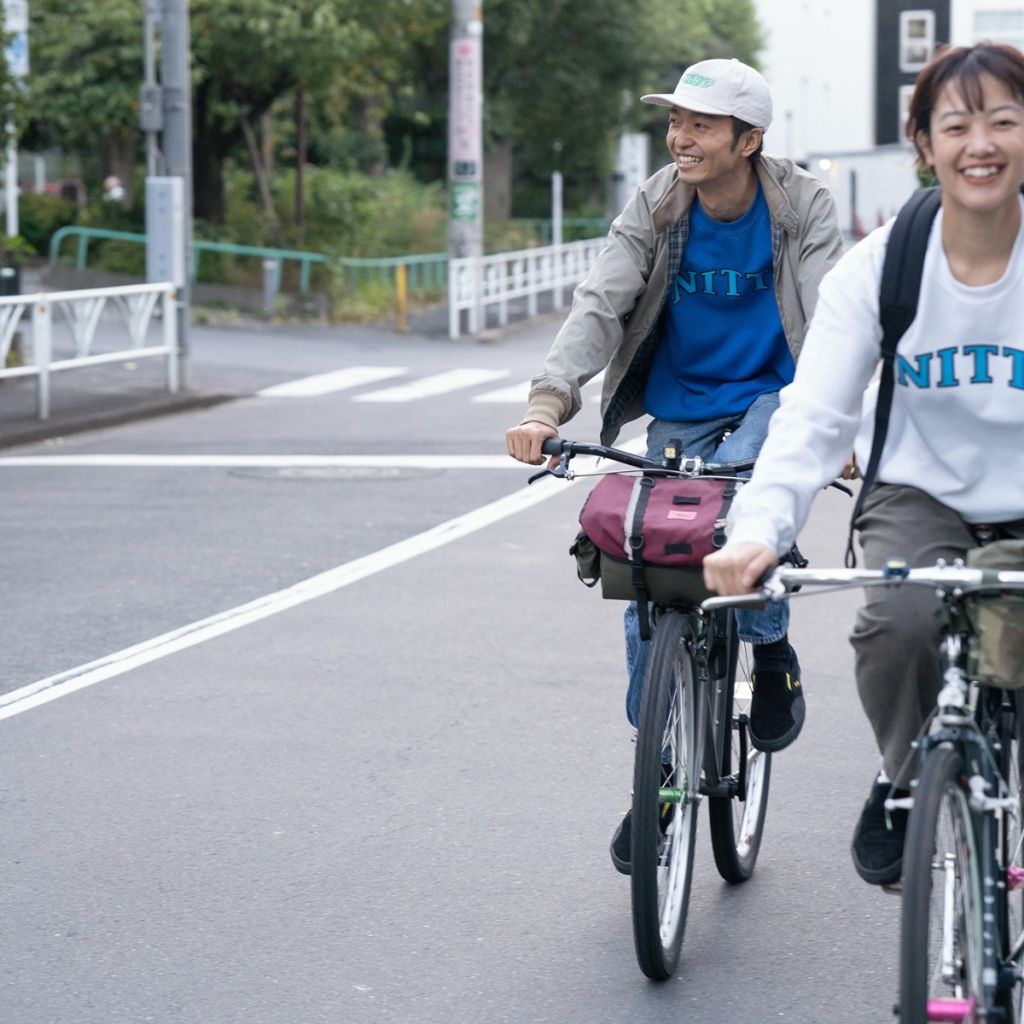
572,473,739,618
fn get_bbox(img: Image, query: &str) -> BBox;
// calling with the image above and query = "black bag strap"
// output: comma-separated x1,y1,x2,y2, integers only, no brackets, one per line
845,186,942,568
628,477,655,640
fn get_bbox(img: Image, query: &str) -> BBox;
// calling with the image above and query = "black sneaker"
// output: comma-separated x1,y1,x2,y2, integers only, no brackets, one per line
609,768,675,876
749,644,805,752
610,809,632,875
851,777,910,885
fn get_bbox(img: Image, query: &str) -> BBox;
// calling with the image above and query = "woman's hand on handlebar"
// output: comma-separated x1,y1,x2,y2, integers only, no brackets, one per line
703,542,778,596
506,421,559,466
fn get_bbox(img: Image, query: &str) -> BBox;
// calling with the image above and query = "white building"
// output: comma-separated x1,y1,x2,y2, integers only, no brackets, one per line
753,0,875,162
754,0,1024,163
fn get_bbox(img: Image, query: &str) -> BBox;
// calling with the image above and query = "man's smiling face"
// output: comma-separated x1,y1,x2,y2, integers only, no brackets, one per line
665,107,758,192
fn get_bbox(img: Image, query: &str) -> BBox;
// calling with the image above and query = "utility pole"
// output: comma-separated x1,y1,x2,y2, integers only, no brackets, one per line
448,0,483,332
142,0,192,383
3,0,28,239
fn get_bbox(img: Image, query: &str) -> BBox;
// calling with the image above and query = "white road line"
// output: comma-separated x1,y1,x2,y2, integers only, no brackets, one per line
473,369,606,406
353,368,509,402
257,367,406,398
0,454,524,469
1,434,645,721
472,380,531,404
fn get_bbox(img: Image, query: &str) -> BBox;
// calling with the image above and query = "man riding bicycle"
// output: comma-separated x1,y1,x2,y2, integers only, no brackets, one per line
506,58,843,874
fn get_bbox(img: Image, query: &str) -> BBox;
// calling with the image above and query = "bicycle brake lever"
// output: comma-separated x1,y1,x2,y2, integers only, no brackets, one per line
527,454,571,484
827,479,854,497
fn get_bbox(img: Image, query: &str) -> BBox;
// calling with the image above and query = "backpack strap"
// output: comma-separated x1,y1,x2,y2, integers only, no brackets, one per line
844,186,941,568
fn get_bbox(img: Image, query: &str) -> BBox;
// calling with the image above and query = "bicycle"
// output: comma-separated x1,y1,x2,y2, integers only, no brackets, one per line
703,558,1024,1023
532,436,778,980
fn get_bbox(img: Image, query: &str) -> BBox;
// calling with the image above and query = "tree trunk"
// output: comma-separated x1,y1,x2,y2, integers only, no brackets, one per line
241,114,278,227
484,142,513,221
192,84,232,224
355,95,388,177
261,109,274,178
294,84,307,230
192,133,227,223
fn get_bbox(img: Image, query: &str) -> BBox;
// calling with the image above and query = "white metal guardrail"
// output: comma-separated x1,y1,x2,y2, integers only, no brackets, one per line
448,237,605,339
0,282,178,419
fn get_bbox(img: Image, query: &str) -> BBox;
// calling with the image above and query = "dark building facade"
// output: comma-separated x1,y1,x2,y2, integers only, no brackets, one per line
875,0,952,144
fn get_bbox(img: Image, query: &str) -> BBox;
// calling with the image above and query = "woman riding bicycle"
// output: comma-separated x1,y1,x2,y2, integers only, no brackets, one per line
703,42,1024,887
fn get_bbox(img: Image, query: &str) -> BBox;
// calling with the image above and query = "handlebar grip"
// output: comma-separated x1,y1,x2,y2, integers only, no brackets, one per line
540,438,564,457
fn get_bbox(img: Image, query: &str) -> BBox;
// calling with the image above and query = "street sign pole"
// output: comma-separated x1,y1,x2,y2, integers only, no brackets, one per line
3,0,28,239
447,0,483,333
150,0,192,384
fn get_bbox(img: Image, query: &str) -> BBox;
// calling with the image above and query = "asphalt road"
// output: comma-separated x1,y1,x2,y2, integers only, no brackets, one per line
1,318,899,1024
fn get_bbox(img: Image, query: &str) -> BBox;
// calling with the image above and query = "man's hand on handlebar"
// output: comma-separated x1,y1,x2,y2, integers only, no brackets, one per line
703,542,778,596
506,421,559,467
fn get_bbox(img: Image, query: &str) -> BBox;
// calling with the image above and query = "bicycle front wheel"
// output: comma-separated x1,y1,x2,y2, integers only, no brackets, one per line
631,609,703,981
707,611,772,882
900,744,986,1024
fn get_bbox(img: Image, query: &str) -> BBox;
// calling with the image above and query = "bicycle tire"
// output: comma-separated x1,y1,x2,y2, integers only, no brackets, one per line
998,691,1024,1022
900,744,986,1024
707,610,772,883
631,609,703,981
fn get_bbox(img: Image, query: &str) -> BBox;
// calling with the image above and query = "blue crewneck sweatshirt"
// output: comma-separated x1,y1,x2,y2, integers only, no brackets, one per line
644,183,793,422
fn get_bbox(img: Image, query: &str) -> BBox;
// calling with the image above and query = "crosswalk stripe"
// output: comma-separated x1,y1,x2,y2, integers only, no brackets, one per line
258,366,406,398
473,369,607,405
353,368,509,403
472,380,532,404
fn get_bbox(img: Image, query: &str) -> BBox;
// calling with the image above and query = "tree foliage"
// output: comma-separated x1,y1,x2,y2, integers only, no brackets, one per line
22,0,763,225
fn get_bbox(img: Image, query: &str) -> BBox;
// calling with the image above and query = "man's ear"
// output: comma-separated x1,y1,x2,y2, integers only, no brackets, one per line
740,127,763,158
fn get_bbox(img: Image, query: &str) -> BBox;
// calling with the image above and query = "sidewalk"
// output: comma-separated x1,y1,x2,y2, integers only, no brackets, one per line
0,289,560,450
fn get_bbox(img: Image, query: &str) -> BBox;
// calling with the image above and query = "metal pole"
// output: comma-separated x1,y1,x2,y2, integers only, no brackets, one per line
447,0,483,333
3,0,29,239
159,0,192,383
142,0,161,177
551,169,563,307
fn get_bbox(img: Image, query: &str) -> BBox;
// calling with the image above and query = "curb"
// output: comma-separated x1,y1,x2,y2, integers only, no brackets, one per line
0,392,238,450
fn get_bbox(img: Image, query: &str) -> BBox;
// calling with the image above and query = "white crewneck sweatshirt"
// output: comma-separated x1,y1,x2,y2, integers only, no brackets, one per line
728,197,1024,555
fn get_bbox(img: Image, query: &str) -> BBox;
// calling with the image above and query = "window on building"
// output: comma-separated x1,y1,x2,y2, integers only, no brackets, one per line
900,10,936,72
898,84,917,143
974,10,1024,50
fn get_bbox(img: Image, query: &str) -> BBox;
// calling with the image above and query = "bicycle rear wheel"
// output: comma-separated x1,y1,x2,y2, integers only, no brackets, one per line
707,611,772,883
998,692,1024,1022
900,744,986,1024
631,609,703,980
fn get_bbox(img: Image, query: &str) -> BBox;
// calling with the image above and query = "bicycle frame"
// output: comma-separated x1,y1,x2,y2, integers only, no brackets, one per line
705,559,1024,1019
532,436,774,978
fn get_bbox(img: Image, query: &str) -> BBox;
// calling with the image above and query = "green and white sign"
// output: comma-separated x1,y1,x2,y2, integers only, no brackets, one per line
451,182,481,222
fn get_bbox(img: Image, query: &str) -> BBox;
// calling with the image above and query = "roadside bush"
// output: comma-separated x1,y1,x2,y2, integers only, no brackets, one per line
19,193,77,257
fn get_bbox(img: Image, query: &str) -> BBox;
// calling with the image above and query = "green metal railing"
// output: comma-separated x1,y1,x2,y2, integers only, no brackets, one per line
511,217,609,242
47,226,447,294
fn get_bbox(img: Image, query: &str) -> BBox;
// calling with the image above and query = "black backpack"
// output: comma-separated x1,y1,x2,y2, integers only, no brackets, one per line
844,186,942,568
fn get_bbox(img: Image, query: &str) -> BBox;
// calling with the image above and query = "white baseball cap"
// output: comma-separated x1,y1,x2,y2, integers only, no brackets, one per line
641,58,773,130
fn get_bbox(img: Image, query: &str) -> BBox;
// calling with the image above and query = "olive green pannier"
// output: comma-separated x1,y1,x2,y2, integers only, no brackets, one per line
965,540,1024,690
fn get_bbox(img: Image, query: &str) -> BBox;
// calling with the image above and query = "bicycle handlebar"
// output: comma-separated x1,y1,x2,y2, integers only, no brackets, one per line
702,560,1024,611
538,437,756,477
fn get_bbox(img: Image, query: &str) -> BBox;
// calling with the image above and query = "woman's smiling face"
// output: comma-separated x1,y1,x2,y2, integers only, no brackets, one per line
918,72,1024,216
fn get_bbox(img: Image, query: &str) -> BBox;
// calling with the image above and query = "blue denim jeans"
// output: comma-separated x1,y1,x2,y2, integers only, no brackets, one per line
624,391,789,727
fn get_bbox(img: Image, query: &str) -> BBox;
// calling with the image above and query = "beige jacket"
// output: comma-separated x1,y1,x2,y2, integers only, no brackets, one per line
523,154,844,445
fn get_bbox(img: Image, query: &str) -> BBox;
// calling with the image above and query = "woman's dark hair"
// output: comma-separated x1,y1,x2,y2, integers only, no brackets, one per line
731,117,764,163
906,43,1024,167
